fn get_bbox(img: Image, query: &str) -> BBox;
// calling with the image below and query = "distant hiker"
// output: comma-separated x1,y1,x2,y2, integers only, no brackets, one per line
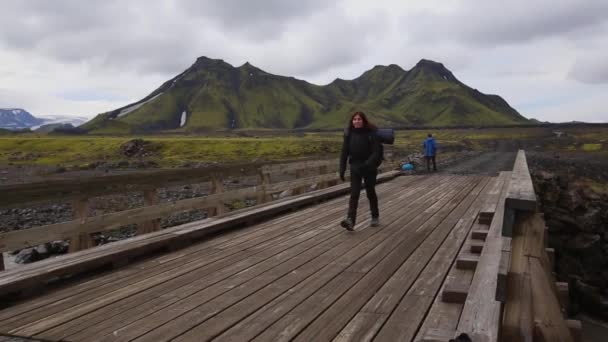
339,111,381,231
423,133,437,171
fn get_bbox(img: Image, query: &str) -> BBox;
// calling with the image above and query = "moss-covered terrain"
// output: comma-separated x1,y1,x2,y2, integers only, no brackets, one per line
1,125,605,169
81,57,529,133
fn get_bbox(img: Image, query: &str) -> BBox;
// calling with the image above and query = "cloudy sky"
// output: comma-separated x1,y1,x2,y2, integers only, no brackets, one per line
1,0,607,123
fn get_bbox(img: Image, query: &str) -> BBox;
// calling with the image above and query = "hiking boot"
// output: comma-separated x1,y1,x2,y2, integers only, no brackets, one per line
371,217,380,227
340,217,355,231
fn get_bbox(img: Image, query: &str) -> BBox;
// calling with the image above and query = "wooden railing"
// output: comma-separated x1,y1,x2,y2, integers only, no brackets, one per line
454,150,579,341
1,158,398,271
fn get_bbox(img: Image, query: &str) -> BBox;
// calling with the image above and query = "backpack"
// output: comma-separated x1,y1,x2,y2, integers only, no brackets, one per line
344,127,395,166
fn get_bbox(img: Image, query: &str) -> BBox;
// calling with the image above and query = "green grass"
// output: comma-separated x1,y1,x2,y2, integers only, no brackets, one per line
582,143,602,151
0,134,343,167
1,126,606,167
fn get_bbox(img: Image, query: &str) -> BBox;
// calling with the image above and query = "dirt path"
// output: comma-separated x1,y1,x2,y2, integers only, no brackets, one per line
440,151,517,176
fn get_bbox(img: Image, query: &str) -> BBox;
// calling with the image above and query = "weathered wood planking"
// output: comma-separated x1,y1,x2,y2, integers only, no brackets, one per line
56,176,455,341
414,173,507,342
353,178,491,342
210,177,463,342
456,171,511,342
503,150,537,236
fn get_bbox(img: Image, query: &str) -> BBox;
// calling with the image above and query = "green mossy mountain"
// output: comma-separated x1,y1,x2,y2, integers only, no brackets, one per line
82,57,529,133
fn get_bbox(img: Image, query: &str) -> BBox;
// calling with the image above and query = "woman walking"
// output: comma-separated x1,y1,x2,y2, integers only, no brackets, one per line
339,111,381,231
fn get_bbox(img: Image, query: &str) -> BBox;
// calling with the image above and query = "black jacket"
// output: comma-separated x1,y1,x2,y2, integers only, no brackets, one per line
339,127,381,175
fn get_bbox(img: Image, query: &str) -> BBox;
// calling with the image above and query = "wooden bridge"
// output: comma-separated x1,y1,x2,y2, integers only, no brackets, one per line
0,152,579,341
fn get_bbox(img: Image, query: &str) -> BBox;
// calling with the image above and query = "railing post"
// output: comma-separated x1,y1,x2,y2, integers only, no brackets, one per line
257,170,270,204
137,188,160,235
318,165,328,189
209,174,226,216
69,197,95,253
293,169,305,195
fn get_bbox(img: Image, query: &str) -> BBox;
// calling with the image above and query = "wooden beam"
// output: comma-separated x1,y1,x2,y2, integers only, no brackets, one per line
503,150,537,237
457,171,512,342
0,162,267,208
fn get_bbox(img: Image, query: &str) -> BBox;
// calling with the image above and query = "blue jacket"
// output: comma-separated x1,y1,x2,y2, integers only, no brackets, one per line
423,137,437,156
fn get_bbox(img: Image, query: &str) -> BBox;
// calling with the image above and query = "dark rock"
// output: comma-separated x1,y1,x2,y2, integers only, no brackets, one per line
567,234,601,252
120,139,159,158
15,248,42,264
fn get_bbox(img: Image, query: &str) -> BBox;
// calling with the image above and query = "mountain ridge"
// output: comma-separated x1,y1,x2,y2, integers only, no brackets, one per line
81,57,529,133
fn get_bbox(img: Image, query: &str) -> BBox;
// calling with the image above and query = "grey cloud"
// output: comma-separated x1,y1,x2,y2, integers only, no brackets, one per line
180,0,330,40
568,57,608,84
0,0,335,75
406,0,608,46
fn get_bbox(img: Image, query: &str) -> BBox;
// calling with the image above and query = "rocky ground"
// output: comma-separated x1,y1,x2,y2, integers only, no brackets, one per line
527,151,608,320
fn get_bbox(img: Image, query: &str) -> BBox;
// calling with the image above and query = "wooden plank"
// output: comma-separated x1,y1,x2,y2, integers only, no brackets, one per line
456,171,512,341
501,212,534,342
530,258,573,342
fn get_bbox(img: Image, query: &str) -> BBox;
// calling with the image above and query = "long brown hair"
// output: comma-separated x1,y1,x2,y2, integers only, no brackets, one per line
349,111,377,130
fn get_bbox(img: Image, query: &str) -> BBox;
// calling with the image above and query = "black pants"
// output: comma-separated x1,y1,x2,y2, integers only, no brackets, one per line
348,167,379,224
425,155,437,171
